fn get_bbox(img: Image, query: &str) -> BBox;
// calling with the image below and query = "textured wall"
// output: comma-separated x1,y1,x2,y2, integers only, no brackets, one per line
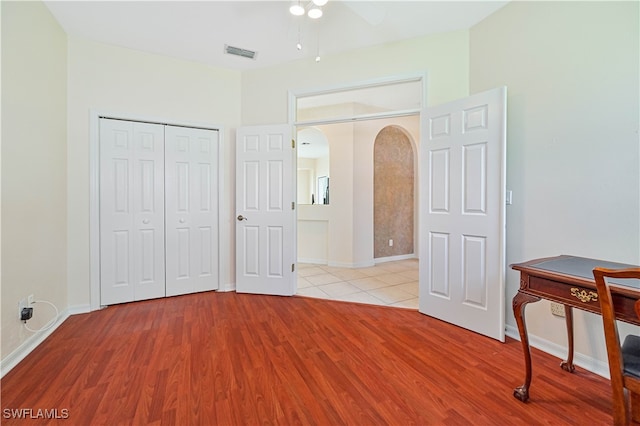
373,126,414,259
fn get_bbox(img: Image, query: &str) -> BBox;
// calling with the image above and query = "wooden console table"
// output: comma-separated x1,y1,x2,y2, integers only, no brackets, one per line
511,255,640,402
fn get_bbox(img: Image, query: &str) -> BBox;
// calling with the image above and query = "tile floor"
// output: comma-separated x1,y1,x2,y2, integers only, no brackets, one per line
296,259,419,309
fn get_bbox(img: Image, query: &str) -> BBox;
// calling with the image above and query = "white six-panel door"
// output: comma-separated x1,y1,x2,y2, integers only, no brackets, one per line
165,125,219,296
100,119,166,305
236,125,295,296
99,118,219,305
419,87,507,342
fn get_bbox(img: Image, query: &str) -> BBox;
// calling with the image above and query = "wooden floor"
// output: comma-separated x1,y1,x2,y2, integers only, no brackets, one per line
0,291,623,425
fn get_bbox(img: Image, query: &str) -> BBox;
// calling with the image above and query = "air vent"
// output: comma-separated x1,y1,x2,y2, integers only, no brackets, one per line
224,44,257,60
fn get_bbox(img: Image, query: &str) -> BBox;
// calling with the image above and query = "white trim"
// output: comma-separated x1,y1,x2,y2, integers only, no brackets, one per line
328,260,376,269
290,73,425,101
288,73,427,126
505,324,610,379
67,304,92,315
218,283,236,292
89,113,101,310
294,109,422,128
374,254,417,264
297,258,328,265
89,109,225,311
0,310,70,378
299,259,396,268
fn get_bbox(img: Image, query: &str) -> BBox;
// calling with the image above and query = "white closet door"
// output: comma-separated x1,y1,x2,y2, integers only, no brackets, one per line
165,125,219,296
100,119,166,305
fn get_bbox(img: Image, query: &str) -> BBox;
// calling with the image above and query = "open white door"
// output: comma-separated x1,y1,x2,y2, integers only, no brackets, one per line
236,125,295,295
419,87,507,342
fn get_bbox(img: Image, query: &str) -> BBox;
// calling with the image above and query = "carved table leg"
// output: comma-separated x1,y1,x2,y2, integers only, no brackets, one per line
513,290,541,402
560,305,575,373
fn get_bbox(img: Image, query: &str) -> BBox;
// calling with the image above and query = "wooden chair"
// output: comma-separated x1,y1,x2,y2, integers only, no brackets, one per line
593,267,640,425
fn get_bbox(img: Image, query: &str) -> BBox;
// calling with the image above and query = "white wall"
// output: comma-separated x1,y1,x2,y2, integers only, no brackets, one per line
470,1,640,368
66,37,242,309
241,30,470,125
1,1,68,359
245,30,468,268
324,122,355,265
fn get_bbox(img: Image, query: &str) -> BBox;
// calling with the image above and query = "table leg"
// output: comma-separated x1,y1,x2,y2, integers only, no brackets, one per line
560,305,575,373
513,290,541,402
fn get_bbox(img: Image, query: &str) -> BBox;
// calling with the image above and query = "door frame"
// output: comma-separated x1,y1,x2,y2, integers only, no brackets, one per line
88,109,225,311
287,73,427,273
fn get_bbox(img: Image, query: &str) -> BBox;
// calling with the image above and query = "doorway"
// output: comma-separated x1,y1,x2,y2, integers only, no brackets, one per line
295,114,420,307
252,80,506,341
290,76,424,307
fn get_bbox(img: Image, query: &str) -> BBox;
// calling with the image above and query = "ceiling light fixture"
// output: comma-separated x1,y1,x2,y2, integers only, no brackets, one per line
289,2,305,16
308,7,323,19
296,25,303,51
289,0,328,19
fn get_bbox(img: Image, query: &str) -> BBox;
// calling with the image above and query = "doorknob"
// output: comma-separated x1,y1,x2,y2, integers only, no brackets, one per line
179,218,185,223
237,215,247,221
142,219,150,224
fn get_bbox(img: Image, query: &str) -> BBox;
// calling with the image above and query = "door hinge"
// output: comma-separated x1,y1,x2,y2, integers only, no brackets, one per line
291,201,295,210
292,263,295,272
292,139,296,149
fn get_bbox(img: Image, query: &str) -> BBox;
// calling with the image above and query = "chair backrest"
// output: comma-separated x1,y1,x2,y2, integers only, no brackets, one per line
593,267,640,425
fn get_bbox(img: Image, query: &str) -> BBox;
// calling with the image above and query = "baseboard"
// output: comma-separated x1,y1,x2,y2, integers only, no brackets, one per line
297,258,327,265
1,309,71,378
67,304,91,315
374,254,417,264
298,258,416,268
505,324,610,379
328,260,375,268
218,283,236,292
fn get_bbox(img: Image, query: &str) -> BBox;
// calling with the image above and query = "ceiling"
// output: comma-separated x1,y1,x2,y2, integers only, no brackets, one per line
44,1,509,71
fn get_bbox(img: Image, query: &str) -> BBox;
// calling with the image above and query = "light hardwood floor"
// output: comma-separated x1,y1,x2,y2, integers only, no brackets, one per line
297,259,419,308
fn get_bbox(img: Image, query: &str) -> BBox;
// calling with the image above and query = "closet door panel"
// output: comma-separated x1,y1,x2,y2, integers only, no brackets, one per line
165,126,219,296
133,124,166,301
100,119,165,304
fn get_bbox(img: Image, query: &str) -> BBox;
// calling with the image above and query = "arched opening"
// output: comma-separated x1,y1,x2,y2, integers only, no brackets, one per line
374,125,415,260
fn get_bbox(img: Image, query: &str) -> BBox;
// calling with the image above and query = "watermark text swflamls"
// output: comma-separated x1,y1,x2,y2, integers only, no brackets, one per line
3,408,69,420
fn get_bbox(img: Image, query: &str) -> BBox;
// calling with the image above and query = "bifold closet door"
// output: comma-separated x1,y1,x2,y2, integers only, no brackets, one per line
165,125,219,296
100,119,166,305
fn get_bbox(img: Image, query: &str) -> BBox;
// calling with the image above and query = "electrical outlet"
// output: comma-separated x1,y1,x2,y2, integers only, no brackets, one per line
389,239,393,247
550,302,565,317
18,298,26,320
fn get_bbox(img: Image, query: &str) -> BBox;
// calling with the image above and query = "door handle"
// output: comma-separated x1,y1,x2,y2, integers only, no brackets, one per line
142,219,150,224
237,215,248,221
